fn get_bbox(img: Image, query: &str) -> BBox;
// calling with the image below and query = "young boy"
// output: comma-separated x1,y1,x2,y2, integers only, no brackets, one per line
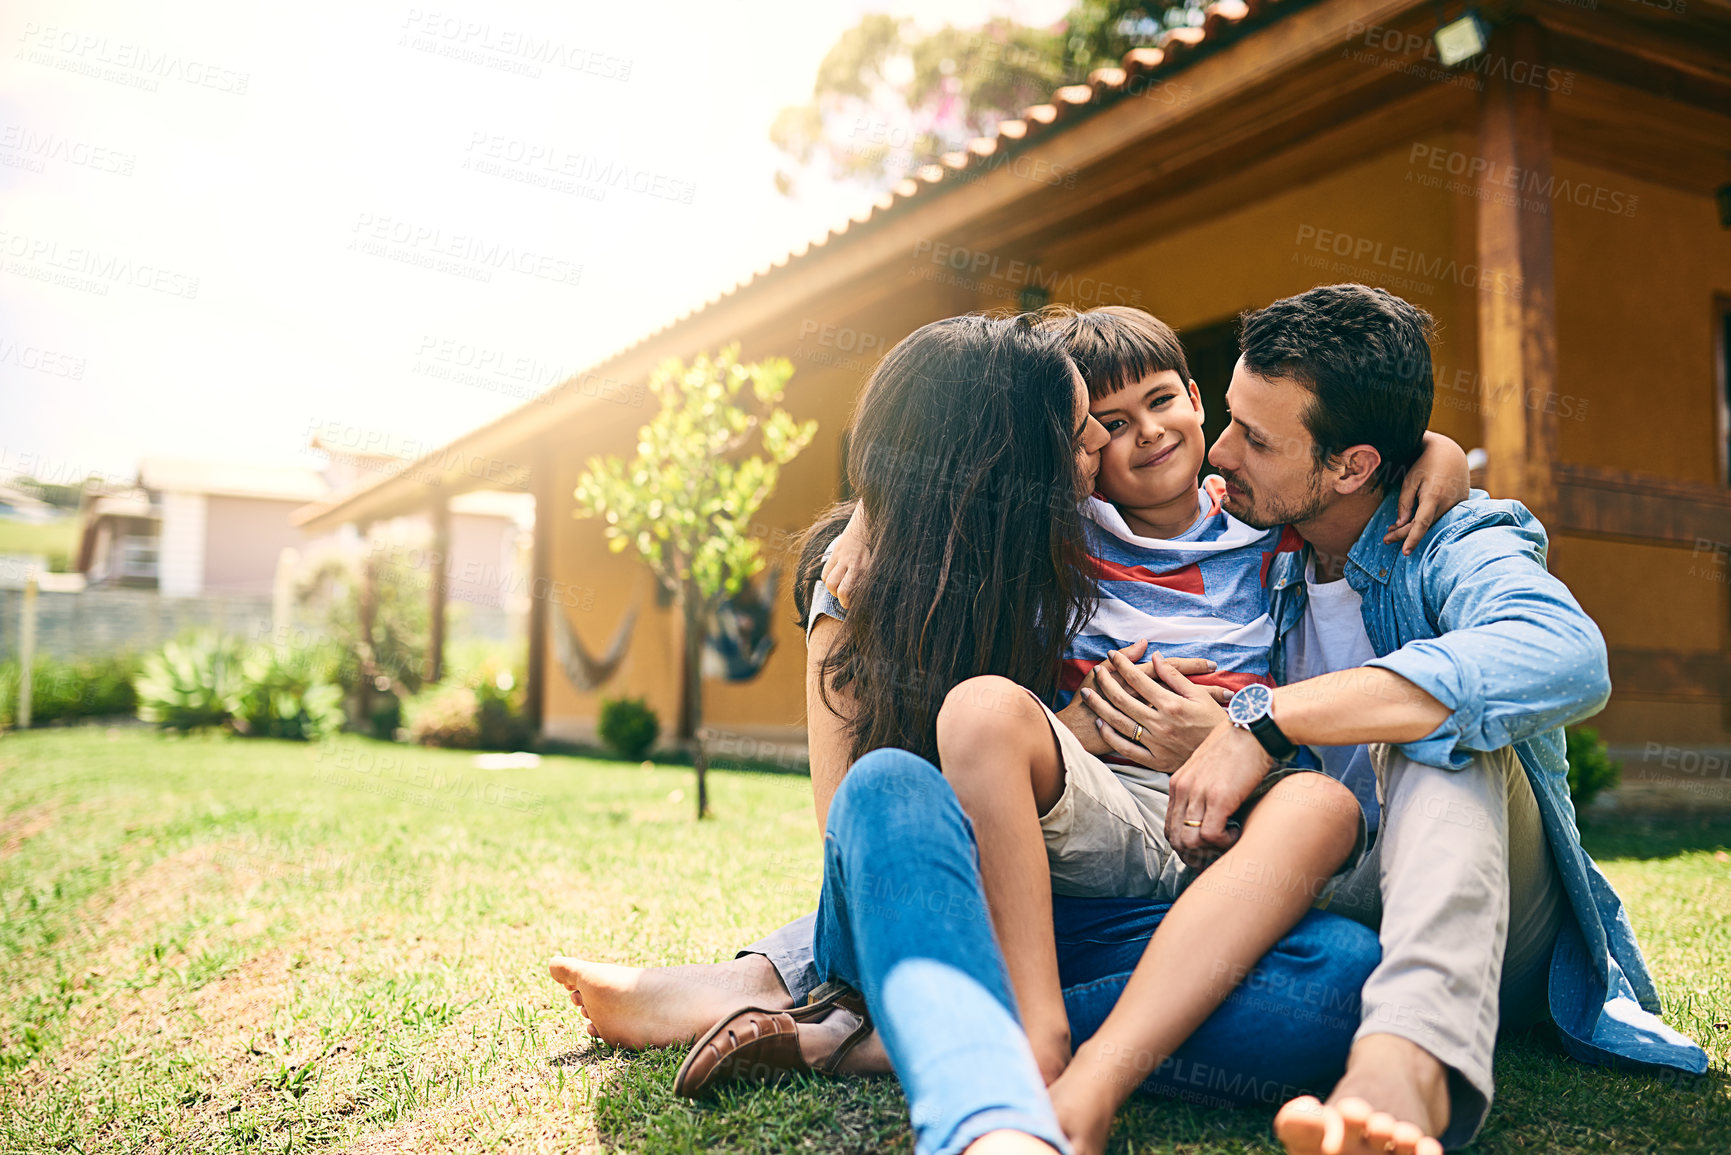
814,306,1463,1152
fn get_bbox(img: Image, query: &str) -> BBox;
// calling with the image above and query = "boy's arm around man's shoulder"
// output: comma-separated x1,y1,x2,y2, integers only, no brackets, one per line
1365,497,1613,770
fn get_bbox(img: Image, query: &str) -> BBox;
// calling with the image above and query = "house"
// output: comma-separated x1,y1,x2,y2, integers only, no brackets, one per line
74,455,531,658
294,0,1731,775
78,458,327,595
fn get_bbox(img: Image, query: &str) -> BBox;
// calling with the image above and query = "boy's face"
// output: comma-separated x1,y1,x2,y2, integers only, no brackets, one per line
1088,369,1207,509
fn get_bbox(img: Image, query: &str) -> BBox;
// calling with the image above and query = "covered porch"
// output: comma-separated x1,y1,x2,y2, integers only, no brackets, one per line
296,0,1731,774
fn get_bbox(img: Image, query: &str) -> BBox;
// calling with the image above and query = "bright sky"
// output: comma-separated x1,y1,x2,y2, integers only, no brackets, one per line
0,0,1072,486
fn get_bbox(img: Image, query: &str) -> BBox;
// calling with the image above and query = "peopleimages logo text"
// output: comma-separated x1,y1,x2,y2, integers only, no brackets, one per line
911,241,1144,306
1292,225,1522,298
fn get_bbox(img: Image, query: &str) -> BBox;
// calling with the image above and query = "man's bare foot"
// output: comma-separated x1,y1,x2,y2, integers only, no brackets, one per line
547,955,792,1050
1273,1034,1448,1155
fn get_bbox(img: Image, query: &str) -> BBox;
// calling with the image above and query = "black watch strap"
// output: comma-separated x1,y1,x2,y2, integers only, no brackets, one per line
1246,713,1299,762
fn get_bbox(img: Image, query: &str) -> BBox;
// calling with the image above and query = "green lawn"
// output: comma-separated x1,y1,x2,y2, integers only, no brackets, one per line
0,519,78,568
0,728,1726,1154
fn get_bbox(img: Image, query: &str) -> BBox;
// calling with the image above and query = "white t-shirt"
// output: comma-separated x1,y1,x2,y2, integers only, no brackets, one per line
1283,557,1381,831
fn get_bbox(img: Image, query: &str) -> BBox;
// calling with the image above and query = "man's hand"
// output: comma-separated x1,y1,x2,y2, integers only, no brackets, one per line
1082,648,1232,772
1056,642,1222,757
820,505,870,609
1165,720,1275,870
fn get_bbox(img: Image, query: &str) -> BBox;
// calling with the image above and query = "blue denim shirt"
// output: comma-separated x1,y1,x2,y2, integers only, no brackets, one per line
1267,490,1708,1077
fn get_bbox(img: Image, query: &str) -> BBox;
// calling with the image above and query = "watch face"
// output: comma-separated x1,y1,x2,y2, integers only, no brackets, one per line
1228,682,1273,726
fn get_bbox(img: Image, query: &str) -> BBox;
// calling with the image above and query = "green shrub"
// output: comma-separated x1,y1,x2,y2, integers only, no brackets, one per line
598,696,660,761
228,643,347,741
135,634,244,731
367,690,403,741
404,658,529,750
406,683,480,748
0,653,140,728
472,660,529,750
1566,726,1622,811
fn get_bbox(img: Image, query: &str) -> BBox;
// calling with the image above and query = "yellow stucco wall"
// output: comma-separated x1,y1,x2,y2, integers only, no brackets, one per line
1548,163,1731,745
541,133,1731,751
541,286,963,745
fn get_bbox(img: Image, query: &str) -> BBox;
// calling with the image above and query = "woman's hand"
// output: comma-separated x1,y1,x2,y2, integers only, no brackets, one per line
1078,647,1231,772
820,505,871,609
1384,431,1471,555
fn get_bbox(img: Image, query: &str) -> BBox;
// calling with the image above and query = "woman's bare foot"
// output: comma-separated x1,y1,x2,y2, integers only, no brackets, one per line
547,955,792,1050
1274,1034,1447,1155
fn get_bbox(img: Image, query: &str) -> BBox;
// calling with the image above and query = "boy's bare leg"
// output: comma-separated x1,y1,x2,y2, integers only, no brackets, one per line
937,676,1073,1084
1044,772,1361,1155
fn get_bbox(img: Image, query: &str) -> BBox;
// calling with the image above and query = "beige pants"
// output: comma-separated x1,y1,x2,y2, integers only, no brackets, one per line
1029,691,1367,902
1320,744,1567,1148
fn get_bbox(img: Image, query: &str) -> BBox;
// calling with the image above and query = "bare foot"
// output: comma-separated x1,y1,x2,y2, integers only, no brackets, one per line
547,955,792,1050
794,1005,892,1075
1274,1034,1447,1155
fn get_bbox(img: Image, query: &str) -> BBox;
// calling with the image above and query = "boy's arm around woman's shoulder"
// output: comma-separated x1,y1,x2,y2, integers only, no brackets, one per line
806,615,855,834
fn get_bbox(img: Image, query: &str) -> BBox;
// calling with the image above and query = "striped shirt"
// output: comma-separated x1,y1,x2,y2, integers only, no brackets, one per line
1058,476,1305,710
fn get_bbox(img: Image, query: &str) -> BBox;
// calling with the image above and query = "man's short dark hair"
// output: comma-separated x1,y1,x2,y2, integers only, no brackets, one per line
1041,305,1191,401
1238,284,1434,491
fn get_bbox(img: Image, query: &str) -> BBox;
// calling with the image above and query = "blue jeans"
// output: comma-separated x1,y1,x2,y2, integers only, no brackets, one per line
812,748,1380,1155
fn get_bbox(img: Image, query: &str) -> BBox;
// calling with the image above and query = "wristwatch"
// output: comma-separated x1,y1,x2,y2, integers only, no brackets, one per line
1226,683,1298,763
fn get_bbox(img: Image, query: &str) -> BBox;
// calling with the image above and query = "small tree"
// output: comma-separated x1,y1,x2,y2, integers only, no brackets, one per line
574,345,816,817
294,550,430,735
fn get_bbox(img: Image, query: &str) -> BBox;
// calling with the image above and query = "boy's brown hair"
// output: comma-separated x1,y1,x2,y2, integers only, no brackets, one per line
1040,304,1191,401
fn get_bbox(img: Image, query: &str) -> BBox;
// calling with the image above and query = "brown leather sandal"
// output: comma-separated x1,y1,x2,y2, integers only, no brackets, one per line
672,981,872,1099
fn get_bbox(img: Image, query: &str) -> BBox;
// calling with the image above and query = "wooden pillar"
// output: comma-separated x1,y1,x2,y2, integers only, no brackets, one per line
427,497,449,683
357,521,377,721
1475,18,1559,533
524,445,553,739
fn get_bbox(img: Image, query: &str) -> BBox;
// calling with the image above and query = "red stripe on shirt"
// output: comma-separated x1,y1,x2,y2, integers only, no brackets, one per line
1061,658,1272,695
1259,524,1307,587
1090,556,1206,595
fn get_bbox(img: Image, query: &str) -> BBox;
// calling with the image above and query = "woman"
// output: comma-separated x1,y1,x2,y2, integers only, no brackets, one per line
663,313,1410,1155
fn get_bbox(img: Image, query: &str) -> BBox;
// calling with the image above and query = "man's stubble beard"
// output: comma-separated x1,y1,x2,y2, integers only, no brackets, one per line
1218,465,1331,530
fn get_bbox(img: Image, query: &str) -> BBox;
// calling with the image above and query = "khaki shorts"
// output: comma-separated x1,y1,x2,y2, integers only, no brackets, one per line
1027,690,1367,901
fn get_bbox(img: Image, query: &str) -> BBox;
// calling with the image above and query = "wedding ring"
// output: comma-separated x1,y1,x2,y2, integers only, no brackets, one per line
1132,724,1144,743
1183,819,1203,827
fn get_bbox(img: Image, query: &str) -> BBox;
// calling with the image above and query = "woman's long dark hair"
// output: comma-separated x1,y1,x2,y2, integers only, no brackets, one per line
794,313,1096,765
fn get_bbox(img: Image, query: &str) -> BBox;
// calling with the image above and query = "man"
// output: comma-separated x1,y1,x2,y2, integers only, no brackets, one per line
1082,283,1706,1153
549,285,1707,1152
